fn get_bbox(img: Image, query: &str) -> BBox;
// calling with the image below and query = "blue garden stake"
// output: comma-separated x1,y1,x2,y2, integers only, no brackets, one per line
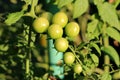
45,0,64,78
48,39,64,79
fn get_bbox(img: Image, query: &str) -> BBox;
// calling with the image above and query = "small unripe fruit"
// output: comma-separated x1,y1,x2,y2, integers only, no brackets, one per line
73,64,82,74
52,12,68,28
48,24,63,39
33,17,49,33
64,52,75,65
54,38,68,52
65,22,80,37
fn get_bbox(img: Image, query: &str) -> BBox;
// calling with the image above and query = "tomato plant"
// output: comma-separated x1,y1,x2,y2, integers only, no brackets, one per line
1,0,120,80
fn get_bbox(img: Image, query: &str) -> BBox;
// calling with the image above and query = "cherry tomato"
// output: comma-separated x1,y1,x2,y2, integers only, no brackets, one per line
64,52,75,65
54,38,68,52
48,24,63,39
73,64,82,74
65,22,80,37
32,17,49,33
52,12,68,28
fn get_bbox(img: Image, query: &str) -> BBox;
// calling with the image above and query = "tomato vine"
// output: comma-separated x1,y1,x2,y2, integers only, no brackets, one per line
0,0,120,80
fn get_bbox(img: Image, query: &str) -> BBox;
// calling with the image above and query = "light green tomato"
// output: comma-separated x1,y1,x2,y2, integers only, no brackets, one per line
52,12,68,28
64,52,75,65
54,38,69,52
32,17,49,33
73,64,82,74
65,22,80,37
48,24,63,39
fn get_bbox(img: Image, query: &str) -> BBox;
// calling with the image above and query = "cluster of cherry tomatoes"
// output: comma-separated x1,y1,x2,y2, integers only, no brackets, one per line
32,11,82,74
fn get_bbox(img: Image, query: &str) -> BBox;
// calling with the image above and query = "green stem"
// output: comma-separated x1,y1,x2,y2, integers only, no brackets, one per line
26,59,30,74
24,0,37,18
68,46,82,65
95,68,104,74
29,0,37,18
104,55,110,72
25,0,38,75
26,25,32,75
102,23,110,72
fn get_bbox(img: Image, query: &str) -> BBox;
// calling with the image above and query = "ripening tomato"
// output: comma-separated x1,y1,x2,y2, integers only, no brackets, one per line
52,12,68,28
39,34,47,48
48,24,63,39
54,38,68,52
64,52,75,65
32,17,49,33
65,22,80,37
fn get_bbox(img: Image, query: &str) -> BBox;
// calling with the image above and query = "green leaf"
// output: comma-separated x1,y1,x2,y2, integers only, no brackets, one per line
42,73,49,80
0,44,9,51
100,72,112,80
114,0,120,8
97,2,120,31
5,11,24,25
106,27,120,42
86,19,102,41
101,45,120,67
90,53,99,66
58,0,73,8
90,42,101,56
93,0,104,5
87,19,98,33
73,0,89,18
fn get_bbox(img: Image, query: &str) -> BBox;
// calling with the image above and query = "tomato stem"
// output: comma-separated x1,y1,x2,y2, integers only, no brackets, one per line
25,25,32,78
68,45,82,65
29,0,37,18
102,23,110,72
95,68,104,74
24,0,37,18
25,0,38,76
26,59,30,74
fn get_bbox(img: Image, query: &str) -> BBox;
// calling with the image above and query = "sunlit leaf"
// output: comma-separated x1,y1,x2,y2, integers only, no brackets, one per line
112,71,120,79
90,42,101,56
97,2,120,31
5,11,24,25
87,19,98,33
73,0,89,18
114,0,120,8
106,27,120,43
58,0,73,8
90,53,99,66
0,44,9,51
101,45,120,67
42,73,49,80
93,0,104,5
100,72,112,80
